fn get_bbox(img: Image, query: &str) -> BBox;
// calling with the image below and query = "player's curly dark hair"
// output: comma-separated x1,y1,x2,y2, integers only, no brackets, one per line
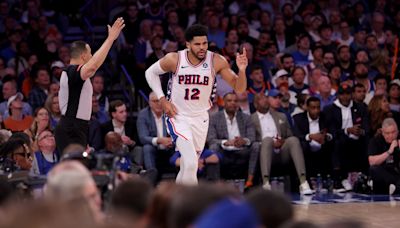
185,24,208,42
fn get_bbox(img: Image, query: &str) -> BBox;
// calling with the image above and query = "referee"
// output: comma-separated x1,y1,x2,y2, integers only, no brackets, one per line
55,18,125,154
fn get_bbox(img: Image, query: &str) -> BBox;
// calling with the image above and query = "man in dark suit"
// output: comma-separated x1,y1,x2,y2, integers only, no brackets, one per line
251,91,313,194
323,84,370,192
293,96,333,178
136,92,174,179
207,92,259,187
101,100,142,167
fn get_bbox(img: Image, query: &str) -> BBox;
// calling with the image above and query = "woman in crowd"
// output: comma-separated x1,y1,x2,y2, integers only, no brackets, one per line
24,107,52,152
368,94,400,137
44,93,60,129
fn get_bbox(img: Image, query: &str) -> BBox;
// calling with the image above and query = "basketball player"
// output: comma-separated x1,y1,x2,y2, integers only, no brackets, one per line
145,24,248,185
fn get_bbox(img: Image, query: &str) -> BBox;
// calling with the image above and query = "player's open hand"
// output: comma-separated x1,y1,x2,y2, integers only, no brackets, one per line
107,17,125,41
161,98,177,118
236,47,248,72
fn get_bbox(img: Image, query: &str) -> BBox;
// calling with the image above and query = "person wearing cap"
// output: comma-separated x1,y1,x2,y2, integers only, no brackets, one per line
207,92,259,188
54,18,125,154
2,92,33,132
50,60,65,83
388,79,400,112
0,78,32,119
323,84,369,192
272,69,289,88
251,92,313,195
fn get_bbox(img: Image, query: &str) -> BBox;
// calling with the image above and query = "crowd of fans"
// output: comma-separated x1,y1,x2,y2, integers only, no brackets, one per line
0,0,399,226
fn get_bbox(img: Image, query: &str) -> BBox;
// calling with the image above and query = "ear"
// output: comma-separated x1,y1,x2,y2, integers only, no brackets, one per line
186,41,190,49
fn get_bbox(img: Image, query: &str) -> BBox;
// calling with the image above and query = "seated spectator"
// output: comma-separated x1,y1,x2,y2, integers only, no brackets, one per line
207,92,259,187
0,79,32,118
315,75,336,110
237,91,251,115
291,93,310,117
31,130,59,175
368,118,400,195
44,93,61,129
352,83,367,108
328,65,342,92
137,93,174,178
24,107,52,152
28,65,51,111
96,132,133,173
251,93,313,194
293,97,333,178
388,79,400,112
2,93,33,132
247,65,271,113
353,62,374,103
289,66,309,95
368,95,400,137
324,84,369,192
291,34,312,66
374,74,388,96
91,95,109,124
45,161,103,222
0,138,32,171
246,188,294,228
91,73,109,113
278,83,296,117
170,149,221,181
271,69,289,89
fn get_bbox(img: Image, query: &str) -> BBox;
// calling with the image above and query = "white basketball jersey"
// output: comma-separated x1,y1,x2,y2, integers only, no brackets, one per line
167,49,217,116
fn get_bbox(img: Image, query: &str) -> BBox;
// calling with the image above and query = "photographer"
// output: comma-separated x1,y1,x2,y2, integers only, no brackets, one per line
368,118,400,195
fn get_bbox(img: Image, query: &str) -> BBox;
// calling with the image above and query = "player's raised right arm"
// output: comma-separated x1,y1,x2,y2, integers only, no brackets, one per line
145,53,177,99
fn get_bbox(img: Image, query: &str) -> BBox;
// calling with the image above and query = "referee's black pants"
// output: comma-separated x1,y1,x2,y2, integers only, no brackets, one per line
55,116,89,155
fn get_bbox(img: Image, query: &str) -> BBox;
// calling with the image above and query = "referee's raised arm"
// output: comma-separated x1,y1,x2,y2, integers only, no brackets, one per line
80,17,125,80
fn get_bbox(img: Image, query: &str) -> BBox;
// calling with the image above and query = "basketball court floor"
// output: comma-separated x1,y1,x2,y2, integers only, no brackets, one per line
293,193,400,227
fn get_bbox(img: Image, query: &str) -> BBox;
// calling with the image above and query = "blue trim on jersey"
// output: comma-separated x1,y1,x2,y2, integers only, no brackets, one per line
165,116,178,143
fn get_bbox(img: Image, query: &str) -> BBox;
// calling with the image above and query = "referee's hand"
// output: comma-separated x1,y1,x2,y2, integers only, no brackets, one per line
107,17,125,41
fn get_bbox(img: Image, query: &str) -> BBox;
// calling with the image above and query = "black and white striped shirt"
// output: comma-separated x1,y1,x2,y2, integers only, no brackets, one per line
59,65,93,121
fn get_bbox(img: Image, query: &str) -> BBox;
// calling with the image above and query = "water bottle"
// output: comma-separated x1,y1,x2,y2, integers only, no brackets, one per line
278,176,285,193
326,174,334,193
316,173,322,193
271,177,279,192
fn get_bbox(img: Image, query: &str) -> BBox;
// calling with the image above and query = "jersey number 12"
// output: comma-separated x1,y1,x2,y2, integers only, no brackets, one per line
184,88,200,100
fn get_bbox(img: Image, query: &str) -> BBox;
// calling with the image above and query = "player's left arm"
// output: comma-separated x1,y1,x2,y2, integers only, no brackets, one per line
215,48,248,93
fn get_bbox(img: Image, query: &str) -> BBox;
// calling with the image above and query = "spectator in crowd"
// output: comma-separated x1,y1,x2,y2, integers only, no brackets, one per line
44,93,61,129
251,92,313,194
0,78,32,118
324,84,369,192
318,24,337,52
350,25,367,53
207,92,259,188
368,94,400,137
353,62,374,103
289,66,309,95
28,65,50,111
315,75,336,110
31,129,58,175
2,92,33,132
45,161,103,222
291,93,310,117
247,65,271,113
337,45,353,77
101,100,138,150
272,17,294,53
388,79,400,112
91,73,109,113
0,138,32,171
337,21,354,46
328,65,342,92
137,92,174,179
293,96,333,178
321,50,336,73
91,95,109,124
291,34,311,66
246,188,294,228
96,131,133,173
374,74,388,96
352,83,367,107
368,118,400,195
24,107,52,152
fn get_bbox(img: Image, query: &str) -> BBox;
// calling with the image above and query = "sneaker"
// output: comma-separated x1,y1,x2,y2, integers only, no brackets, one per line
299,181,314,195
341,179,353,191
262,182,271,190
389,184,396,195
